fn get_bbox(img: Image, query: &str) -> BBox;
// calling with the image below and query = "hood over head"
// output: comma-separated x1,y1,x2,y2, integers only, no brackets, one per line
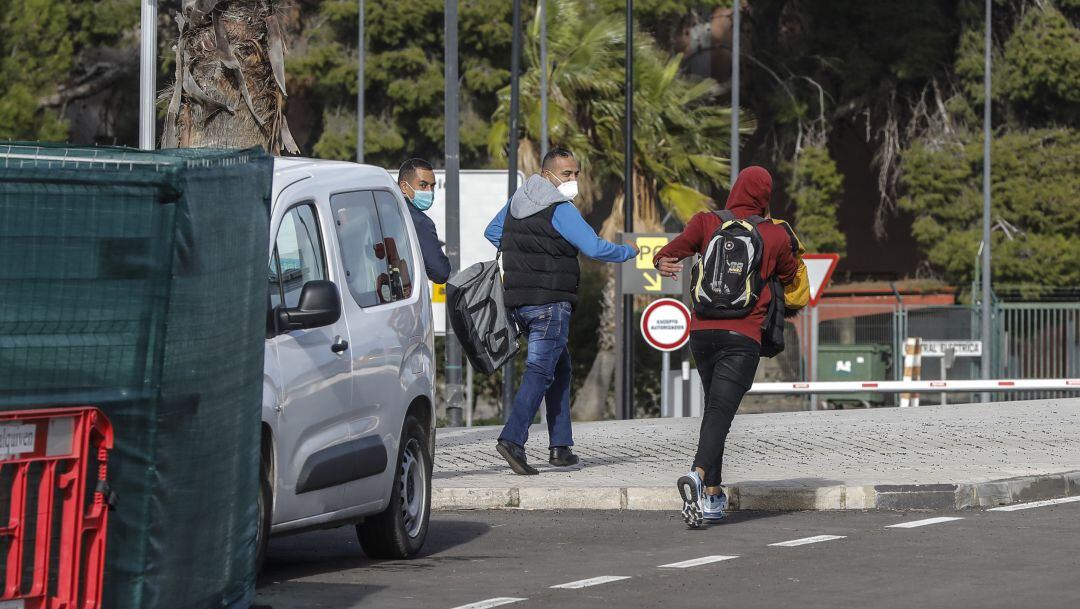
724,166,772,217
509,174,570,219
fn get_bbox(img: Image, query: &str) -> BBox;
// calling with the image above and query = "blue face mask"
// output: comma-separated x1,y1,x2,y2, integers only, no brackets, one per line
410,189,434,211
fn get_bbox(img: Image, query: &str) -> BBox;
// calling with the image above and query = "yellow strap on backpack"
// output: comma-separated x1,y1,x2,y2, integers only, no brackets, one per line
771,219,809,311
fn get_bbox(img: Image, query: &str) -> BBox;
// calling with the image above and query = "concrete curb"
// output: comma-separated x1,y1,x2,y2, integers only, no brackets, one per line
433,470,1080,512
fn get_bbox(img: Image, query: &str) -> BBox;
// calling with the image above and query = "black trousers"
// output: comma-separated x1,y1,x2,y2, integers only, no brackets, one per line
690,330,761,487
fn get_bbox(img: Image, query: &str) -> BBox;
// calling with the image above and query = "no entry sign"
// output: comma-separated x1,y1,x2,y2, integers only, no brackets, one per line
640,298,691,352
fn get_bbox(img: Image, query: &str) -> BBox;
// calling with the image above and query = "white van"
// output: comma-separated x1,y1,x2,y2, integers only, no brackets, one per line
258,158,436,565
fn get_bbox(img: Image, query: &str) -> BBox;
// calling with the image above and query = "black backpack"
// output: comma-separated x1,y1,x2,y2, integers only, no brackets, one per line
759,277,786,358
446,256,520,375
690,210,766,319
759,222,803,358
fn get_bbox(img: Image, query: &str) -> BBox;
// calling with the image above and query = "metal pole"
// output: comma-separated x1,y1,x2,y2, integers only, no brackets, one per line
615,259,625,416
503,0,523,422
980,0,993,403
138,0,157,150
466,360,474,427
661,351,671,417
444,0,464,427
357,0,365,163
809,305,819,410
730,0,740,184
940,355,948,406
539,0,549,158
621,0,635,420
681,265,692,418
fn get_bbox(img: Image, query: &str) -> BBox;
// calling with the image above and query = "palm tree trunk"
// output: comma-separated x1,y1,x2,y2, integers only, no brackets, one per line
163,0,298,153
572,267,617,420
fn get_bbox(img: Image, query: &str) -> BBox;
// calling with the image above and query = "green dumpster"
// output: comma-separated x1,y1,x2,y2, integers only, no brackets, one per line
817,344,892,407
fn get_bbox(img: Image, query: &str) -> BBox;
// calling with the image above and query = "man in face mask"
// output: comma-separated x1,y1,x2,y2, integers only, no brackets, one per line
398,158,451,284
484,147,639,475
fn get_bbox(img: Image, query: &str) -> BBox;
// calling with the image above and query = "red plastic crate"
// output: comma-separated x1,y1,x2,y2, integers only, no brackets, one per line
0,407,113,609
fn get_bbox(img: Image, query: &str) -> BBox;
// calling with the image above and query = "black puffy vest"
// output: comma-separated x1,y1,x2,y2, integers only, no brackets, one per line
501,203,581,308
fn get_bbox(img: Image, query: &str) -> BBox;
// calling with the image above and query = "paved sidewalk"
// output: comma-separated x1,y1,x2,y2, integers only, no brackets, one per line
433,398,1080,511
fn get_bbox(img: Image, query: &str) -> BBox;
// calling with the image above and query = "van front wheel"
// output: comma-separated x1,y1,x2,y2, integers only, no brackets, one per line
255,441,273,573
356,415,431,559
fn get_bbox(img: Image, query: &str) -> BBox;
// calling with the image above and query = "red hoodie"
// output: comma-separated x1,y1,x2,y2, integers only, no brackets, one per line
653,166,798,343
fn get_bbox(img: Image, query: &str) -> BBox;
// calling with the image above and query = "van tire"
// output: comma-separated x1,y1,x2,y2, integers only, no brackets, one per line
255,442,273,573
356,415,431,559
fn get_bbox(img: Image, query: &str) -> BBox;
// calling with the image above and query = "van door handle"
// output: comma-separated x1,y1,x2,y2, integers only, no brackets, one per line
331,337,349,354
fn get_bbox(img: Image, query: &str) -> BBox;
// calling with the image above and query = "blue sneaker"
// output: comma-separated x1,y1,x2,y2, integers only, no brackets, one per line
703,491,727,522
677,471,704,529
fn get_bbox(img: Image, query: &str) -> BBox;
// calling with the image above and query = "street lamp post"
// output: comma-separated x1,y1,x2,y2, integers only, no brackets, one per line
730,0,740,184
139,0,157,150
621,0,635,420
539,0,549,159
357,0,364,163
503,0,523,421
980,0,993,402
444,0,464,427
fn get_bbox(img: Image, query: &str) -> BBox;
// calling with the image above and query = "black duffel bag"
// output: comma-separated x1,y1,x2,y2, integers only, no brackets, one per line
446,256,520,374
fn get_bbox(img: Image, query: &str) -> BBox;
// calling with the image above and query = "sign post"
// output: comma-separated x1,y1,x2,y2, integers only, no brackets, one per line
802,254,840,410
640,298,691,417
619,232,683,418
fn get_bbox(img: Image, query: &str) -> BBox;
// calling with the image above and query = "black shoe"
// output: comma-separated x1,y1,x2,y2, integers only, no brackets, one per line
496,440,539,475
549,446,580,467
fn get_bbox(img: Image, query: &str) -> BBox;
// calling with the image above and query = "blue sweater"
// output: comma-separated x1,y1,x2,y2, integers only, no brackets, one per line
484,202,636,263
407,202,451,284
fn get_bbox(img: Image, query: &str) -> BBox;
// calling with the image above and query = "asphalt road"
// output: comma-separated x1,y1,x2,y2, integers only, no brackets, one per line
256,498,1080,609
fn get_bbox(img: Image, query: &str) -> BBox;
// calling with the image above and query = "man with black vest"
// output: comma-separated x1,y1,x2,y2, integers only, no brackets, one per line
484,147,638,475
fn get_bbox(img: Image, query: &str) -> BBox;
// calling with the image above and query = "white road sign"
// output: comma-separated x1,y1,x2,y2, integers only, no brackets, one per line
0,423,36,459
802,254,839,306
640,298,691,352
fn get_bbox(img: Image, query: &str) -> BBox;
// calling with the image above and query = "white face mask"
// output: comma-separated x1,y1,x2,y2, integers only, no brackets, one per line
548,172,579,201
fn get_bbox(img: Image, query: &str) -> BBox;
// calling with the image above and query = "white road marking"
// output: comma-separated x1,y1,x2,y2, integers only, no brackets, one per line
886,517,964,528
551,576,632,589
769,535,846,547
988,496,1080,512
449,598,527,609
659,555,739,568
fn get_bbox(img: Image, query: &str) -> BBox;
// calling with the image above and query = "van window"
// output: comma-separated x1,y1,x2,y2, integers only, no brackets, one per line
373,190,414,300
274,203,327,308
268,248,284,309
331,191,388,307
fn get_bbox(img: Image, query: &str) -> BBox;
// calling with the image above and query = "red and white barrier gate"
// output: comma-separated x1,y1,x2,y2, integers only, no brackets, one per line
899,337,923,408
747,378,1080,395
0,407,113,609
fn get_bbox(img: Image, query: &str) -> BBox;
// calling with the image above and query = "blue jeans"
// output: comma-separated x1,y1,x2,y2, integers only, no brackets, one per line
499,301,574,449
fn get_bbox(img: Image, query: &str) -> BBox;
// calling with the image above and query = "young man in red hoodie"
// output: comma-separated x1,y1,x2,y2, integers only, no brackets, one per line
653,166,800,527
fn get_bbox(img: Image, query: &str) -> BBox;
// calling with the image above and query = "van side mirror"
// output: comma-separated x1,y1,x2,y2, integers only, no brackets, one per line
275,280,342,332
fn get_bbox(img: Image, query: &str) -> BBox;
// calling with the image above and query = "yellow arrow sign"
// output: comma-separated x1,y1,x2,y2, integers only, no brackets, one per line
643,271,663,292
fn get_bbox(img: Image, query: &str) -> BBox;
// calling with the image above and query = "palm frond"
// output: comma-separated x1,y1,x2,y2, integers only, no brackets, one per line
660,183,715,222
